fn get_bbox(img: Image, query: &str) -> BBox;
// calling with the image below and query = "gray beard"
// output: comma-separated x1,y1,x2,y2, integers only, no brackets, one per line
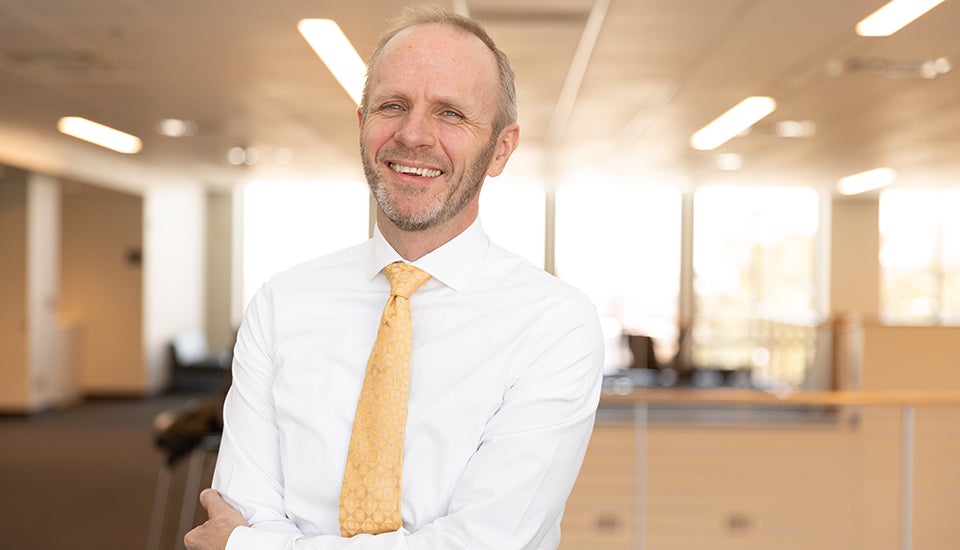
361,134,497,232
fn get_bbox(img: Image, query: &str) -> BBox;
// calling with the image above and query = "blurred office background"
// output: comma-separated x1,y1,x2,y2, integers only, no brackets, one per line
2,0,960,548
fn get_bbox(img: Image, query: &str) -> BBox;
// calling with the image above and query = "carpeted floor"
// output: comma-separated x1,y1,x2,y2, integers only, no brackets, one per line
0,393,219,550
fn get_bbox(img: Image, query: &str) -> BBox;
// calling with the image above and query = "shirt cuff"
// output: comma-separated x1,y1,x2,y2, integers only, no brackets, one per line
226,525,298,550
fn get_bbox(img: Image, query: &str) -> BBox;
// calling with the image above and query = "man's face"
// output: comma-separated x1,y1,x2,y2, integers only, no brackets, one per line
359,24,516,232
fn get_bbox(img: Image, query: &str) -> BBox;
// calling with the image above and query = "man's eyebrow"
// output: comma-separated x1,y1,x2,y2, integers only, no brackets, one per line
368,90,408,103
436,98,468,112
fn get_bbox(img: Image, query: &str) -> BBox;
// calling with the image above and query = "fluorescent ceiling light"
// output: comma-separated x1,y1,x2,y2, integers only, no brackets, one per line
57,116,142,154
838,167,897,195
298,19,366,106
690,96,777,151
856,0,946,37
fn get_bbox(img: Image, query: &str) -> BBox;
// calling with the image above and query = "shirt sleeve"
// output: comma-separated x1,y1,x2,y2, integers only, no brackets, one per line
432,295,605,548
220,291,605,550
213,286,304,542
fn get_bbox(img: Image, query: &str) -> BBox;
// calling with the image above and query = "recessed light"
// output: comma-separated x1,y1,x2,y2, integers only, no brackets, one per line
774,120,816,138
715,153,743,171
227,147,261,166
158,118,199,137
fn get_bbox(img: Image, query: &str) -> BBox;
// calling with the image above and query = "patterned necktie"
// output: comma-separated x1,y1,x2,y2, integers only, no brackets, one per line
339,261,432,537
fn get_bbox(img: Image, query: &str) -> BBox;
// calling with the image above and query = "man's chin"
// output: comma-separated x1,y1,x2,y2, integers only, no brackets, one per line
385,212,436,232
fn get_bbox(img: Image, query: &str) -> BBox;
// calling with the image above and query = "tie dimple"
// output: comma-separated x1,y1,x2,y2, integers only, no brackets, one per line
338,262,431,537
385,261,432,299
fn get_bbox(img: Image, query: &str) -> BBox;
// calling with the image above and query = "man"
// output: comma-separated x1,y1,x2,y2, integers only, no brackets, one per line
185,5,604,549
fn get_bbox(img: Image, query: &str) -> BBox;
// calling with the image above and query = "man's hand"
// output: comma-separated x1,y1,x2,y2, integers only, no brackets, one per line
183,489,246,550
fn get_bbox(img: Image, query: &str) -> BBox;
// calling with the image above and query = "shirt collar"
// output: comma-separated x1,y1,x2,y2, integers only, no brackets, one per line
367,218,489,291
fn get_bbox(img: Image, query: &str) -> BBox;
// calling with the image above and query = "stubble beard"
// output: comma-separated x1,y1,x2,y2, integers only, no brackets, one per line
361,135,498,232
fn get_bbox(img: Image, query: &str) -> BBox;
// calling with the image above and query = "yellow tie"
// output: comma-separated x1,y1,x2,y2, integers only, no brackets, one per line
339,262,431,537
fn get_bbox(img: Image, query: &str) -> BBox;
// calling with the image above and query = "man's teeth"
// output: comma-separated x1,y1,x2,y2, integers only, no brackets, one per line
390,163,441,177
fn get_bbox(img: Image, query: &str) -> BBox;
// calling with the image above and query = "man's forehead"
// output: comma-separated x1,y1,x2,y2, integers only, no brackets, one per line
367,24,499,106
380,23,494,66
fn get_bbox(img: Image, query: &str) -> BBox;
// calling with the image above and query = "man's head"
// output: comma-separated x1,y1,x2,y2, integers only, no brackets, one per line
359,5,520,235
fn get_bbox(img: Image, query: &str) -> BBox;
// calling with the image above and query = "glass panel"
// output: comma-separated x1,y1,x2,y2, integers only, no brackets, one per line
879,189,941,324
938,191,960,322
883,268,939,323
242,180,369,307
942,271,960,324
692,186,820,389
938,191,960,269
879,190,939,269
555,182,682,371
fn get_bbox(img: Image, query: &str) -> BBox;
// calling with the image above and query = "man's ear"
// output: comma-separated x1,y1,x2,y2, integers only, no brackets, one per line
357,107,365,132
486,123,520,178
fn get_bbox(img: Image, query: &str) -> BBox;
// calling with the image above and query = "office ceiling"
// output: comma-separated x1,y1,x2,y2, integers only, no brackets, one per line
1,0,959,194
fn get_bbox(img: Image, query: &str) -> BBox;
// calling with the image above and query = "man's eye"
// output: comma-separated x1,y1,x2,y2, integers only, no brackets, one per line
381,103,403,112
441,110,463,119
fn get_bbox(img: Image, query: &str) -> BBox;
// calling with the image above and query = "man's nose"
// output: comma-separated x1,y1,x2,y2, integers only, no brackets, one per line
394,110,437,148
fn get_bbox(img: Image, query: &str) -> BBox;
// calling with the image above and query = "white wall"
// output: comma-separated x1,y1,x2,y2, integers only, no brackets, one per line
0,171,81,411
60,183,144,394
26,173,79,409
142,185,206,393
830,197,880,320
205,189,235,353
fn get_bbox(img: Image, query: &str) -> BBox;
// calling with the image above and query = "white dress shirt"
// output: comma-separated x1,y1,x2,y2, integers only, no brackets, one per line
214,219,604,550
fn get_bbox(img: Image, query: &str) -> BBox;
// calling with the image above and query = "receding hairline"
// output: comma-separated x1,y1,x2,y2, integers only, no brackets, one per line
369,23,499,87
360,5,518,131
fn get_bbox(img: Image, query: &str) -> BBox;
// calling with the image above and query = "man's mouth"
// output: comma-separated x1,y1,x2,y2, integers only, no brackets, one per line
388,162,442,178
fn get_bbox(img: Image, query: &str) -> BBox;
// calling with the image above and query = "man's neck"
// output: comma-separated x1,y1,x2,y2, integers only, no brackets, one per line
377,209,476,262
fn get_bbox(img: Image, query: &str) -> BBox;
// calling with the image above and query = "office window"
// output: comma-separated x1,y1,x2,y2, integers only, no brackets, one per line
692,186,820,389
880,189,960,324
480,179,546,268
242,180,369,307
555,182,682,370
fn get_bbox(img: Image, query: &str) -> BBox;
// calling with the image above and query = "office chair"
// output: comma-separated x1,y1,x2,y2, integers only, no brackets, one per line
169,330,229,393
146,400,223,550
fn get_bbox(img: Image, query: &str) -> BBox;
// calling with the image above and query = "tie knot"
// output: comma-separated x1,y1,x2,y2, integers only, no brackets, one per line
383,262,431,298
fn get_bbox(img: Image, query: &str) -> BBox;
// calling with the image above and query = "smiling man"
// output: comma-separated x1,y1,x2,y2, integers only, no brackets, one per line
185,6,604,550
359,6,518,256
